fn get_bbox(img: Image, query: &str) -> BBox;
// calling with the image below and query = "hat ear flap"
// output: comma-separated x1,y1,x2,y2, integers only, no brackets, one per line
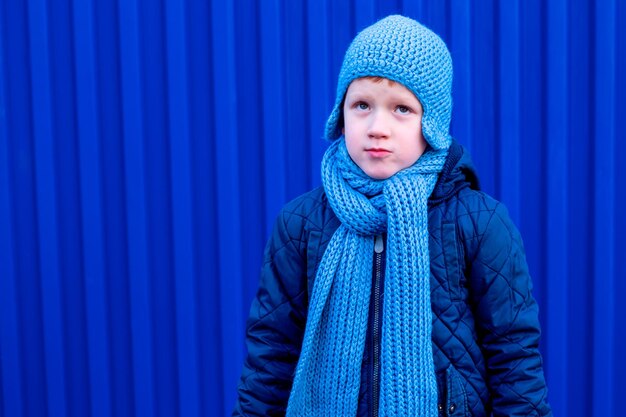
325,98,345,140
421,114,450,151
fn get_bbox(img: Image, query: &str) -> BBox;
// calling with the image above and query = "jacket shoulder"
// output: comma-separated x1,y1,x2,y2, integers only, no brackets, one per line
446,188,521,259
281,186,326,220
279,186,338,234
453,188,502,225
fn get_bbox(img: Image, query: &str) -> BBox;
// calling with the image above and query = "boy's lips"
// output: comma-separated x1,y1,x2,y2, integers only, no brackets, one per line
366,148,391,157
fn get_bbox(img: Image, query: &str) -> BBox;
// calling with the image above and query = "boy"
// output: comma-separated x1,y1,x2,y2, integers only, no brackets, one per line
233,15,552,417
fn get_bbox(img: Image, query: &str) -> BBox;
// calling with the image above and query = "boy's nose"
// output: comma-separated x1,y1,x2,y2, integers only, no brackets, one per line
367,111,391,139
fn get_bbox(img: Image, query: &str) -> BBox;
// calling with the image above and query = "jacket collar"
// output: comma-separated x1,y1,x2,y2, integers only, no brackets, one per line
428,139,480,207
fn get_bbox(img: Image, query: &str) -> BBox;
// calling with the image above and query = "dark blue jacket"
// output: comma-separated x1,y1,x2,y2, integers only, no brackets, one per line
233,142,552,416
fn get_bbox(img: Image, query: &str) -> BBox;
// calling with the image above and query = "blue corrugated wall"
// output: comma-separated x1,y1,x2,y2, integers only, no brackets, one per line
0,1,624,416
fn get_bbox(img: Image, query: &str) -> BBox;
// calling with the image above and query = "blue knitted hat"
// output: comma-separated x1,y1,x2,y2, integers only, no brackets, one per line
325,15,453,151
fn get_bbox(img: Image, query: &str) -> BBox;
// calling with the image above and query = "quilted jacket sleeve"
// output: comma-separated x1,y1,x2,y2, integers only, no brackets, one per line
467,200,552,417
232,207,308,417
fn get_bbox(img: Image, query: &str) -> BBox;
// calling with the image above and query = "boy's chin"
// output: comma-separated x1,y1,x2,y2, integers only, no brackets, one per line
361,168,398,180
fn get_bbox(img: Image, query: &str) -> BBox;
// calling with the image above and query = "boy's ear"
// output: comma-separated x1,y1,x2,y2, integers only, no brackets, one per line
341,127,345,135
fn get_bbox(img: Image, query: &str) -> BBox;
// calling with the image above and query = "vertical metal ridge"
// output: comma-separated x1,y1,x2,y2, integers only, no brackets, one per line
140,1,178,414
201,0,224,414
259,0,287,231
518,0,544,295
95,0,134,413
283,1,309,200
449,0,471,150
592,1,616,416
402,0,422,21
613,0,626,408
566,0,593,414
469,0,496,194
118,0,155,415
545,0,569,415
186,0,219,413
496,0,521,222
210,1,243,412
424,0,447,42
233,1,264,315
26,0,68,414
13,1,50,416
306,0,330,187
163,0,200,415
296,1,314,192
355,0,375,31
0,4,24,414
71,0,113,414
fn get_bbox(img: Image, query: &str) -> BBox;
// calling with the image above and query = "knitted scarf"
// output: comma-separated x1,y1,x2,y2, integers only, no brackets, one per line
287,138,447,416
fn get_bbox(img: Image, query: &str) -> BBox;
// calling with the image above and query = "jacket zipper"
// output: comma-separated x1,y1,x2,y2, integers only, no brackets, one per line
372,234,384,417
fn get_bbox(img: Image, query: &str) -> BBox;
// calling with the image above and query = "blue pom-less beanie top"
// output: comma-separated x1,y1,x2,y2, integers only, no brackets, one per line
324,15,453,151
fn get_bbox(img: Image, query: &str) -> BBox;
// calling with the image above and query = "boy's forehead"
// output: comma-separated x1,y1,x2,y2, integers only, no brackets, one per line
346,77,419,100
348,76,404,90
358,76,398,86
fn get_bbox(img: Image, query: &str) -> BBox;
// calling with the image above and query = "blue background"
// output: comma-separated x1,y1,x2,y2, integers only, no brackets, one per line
1,0,624,416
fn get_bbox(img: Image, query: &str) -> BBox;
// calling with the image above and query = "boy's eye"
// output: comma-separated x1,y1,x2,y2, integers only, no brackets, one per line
356,102,369,110
396,105,411,114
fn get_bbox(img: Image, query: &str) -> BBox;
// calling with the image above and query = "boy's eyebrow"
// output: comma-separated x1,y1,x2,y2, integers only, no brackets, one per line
344,91,372,100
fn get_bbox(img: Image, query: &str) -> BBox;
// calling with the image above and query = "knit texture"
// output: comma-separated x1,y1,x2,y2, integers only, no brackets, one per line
286,139,447,416
325,15,453,151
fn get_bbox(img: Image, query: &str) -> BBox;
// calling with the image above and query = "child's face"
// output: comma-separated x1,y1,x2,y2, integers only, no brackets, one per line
342,77,427,180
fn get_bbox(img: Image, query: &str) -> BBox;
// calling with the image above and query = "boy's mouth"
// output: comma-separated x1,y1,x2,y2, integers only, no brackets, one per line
366,148,391,157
